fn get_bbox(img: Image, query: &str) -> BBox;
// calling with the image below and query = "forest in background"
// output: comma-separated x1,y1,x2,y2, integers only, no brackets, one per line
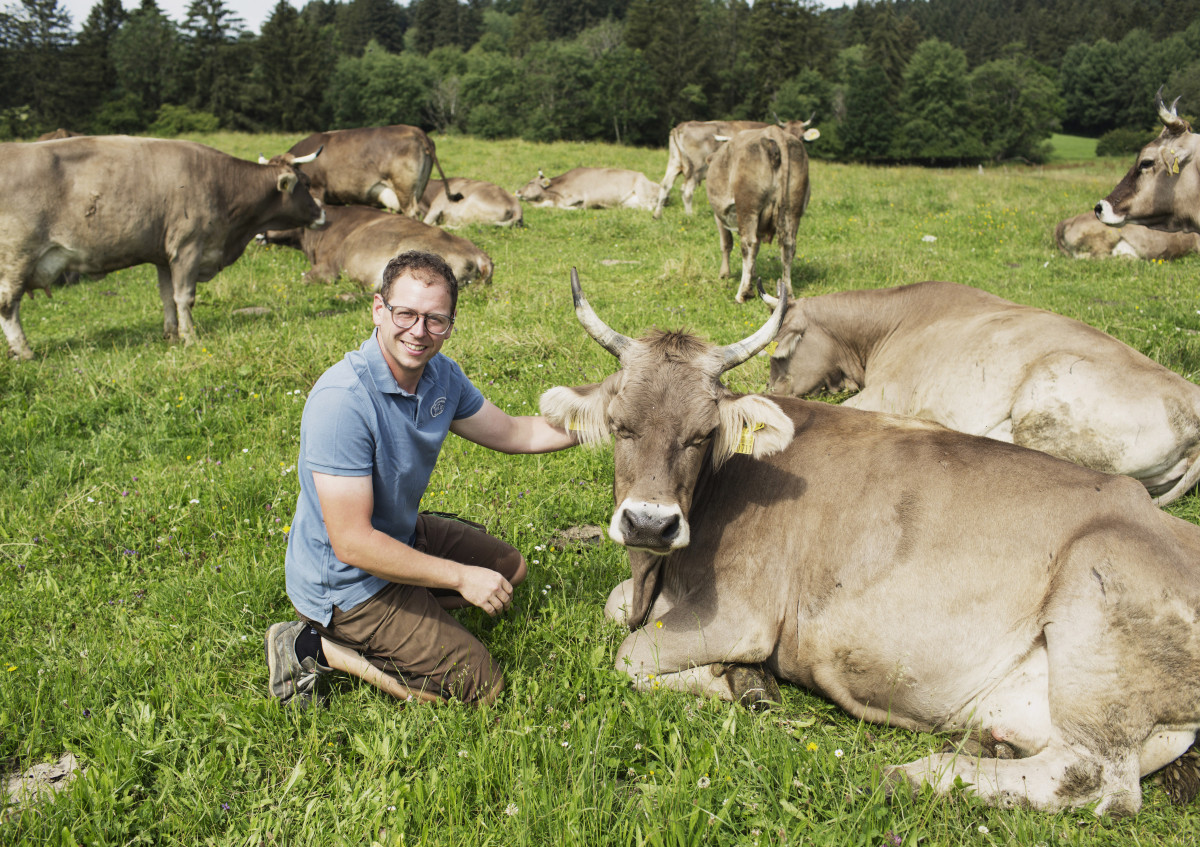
3,0,1200,164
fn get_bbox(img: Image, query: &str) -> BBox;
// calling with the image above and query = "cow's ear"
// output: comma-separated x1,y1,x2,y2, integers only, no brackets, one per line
277,172,298,194
1162,145,1192,174
539,372,623,446
713,394,794,469
803,127,821,142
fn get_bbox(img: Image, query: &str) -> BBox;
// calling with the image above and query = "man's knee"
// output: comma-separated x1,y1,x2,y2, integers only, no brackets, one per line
508,552,527,587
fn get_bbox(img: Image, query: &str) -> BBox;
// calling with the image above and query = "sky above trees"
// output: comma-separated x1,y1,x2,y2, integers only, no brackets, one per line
58,0,280,32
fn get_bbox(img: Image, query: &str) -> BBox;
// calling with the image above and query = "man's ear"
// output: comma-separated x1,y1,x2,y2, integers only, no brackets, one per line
539,372,623,445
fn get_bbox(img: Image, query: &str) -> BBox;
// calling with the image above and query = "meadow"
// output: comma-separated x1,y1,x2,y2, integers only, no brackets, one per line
3,131,1200,846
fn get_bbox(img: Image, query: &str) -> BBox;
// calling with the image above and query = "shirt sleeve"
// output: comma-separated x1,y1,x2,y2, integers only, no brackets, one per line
449,359,485,420
301,385,375,476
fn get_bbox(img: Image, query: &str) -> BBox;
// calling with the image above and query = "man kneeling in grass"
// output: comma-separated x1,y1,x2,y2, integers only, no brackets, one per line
265,251,577,706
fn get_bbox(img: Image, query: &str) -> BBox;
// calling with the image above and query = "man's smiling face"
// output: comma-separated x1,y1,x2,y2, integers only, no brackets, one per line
372,272,455,393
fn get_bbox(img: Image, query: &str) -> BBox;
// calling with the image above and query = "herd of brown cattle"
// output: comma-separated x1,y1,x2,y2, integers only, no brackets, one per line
9,94,1200,816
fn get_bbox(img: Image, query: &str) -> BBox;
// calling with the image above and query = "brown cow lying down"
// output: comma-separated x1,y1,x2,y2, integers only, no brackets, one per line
419,177,524,228
1055,211,1200,259
0,136,324,359
764,280,1200,506
261,204,493,287
540,271,1200,815
516,168,659,211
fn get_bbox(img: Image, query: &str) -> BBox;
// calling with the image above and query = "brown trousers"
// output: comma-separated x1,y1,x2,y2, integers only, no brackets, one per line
299,513,524,703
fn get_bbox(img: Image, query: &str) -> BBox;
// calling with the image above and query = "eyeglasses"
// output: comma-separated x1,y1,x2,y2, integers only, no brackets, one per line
381,300,455,336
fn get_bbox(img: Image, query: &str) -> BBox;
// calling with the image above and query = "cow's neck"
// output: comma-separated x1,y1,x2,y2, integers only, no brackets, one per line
808,292,900,379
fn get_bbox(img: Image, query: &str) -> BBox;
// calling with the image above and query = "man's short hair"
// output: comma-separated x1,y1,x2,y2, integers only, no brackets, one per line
380,251,459,313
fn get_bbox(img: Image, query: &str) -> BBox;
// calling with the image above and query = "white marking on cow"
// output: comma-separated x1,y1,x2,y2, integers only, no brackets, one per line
1111,239,1140,258
609,498,690,551
1095,201,1124,226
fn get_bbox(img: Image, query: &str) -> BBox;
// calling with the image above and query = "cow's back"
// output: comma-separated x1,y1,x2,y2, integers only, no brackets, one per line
686,395,1180,686
0,136,227,278
288,126,432,209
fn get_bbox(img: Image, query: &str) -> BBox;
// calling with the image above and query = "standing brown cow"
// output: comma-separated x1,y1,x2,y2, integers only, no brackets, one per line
0,136,324,359
706,125,811,303
273,125,458,218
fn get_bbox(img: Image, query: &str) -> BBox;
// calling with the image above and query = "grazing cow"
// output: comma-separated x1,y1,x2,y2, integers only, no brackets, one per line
1056,211,1200,260
764,281,1200,505
419,177,524,228
1097,89,1200,232
706,125,811,303
0,136,324,360
272,125,458,218
261,204,493,287
539,270,1200,815
516,168,659,211
652,119,819,219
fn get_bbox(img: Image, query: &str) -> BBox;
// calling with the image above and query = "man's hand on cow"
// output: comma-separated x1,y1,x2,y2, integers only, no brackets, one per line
457,565,514,616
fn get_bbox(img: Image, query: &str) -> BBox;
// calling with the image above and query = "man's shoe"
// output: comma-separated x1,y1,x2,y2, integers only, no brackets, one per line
265,620,331,707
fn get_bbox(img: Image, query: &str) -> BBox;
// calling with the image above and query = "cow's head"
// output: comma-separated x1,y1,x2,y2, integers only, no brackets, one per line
541,270,794,557
259,148,326,230
1096,89,1200,232
516,170,551,202
762,288,859,397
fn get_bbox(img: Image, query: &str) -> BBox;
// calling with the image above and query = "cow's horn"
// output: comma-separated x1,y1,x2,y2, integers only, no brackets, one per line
290,145,322,165
757,278,780,309
258,153,269,164
720,279,788,371
1157,86,1189,133
571,268,631,360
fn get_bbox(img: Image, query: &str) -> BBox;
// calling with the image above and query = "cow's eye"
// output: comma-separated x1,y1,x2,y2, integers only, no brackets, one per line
612,424,635,440
1139,158,1155,172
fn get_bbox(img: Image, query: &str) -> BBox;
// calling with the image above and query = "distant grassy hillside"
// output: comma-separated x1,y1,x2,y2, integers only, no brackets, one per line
1048,132,1099,162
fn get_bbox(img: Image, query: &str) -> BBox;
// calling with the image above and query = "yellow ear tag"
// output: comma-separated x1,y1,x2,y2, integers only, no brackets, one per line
568,418,583,432
765,340,778,356
735,422,766,454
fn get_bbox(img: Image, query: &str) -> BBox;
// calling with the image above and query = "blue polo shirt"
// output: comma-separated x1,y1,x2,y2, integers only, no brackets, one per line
285,329,485,625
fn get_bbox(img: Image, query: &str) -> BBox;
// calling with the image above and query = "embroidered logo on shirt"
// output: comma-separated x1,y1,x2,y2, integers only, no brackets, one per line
430,397,447,417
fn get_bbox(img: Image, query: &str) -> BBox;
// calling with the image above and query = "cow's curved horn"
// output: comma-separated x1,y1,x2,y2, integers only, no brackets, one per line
571,268,631,360
757,277,780,308
719,279,788,371
291,145,322,165
1157,86,1189,133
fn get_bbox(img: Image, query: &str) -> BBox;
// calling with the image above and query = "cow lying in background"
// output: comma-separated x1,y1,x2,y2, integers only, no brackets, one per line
261,204,493,288
270,124,458,218
0,136,324,359
652,118,819,218
540,270,1200,815
419,177,524,228
1056,212,1200,260
764,281,1200,506
707,125,811,303
36,128,84,141
516,168,659,211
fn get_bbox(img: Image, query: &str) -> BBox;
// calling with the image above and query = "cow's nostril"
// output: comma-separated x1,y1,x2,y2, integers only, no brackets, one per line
660,514,680,542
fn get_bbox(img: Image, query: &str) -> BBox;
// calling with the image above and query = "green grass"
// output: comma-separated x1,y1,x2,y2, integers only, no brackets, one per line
2,133,1199,845
1047,133,1100,163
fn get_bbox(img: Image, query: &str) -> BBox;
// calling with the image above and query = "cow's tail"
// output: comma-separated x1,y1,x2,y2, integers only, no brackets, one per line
772,125,792,251
426,136,463,203
1152,448,1200,506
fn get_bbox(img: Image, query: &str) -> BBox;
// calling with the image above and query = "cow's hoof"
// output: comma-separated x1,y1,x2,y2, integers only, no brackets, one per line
1156,747,1200,805
720,663,781,712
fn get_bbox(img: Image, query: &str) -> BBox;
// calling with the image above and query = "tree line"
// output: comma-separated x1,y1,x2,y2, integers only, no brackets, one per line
3,0,1200,164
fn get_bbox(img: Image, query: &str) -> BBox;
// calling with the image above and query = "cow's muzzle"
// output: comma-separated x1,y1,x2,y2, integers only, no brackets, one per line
610,500,690,553
1094,200,1125,226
